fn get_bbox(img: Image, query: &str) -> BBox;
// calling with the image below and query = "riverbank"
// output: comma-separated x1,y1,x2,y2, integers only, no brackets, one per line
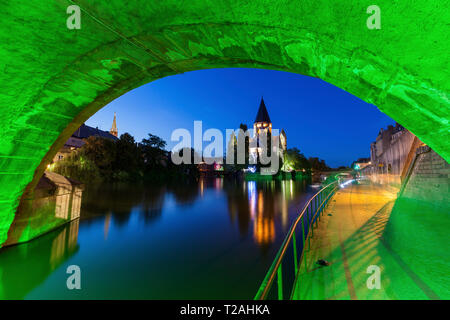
245,171,310,181
293,180,448,300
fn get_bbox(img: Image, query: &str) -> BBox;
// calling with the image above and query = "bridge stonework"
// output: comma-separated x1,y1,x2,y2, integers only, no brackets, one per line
401,148,450,207
0,1,449,246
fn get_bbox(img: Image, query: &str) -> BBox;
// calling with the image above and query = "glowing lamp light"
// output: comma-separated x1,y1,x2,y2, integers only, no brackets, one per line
339,179,354,189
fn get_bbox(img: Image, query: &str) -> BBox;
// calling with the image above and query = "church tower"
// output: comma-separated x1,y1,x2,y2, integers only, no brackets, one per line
110,112,118,137
253,97,272,137
247,97,287,170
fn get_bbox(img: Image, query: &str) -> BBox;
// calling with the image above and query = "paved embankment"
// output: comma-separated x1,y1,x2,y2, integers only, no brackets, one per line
293,180,445,300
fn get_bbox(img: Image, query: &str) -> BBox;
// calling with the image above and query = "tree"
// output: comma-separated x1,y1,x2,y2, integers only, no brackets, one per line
114,132,141,173
226,131,238,166
237,123,250,167
53,131,200,183
227,123,250,170
82,136,117,175
141,133,166,150
139,133,168,170
169,147,200,177
308,157,330,171
284,148,310,171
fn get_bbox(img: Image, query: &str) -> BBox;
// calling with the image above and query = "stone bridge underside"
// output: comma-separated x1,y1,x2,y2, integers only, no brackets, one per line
0,1,448,245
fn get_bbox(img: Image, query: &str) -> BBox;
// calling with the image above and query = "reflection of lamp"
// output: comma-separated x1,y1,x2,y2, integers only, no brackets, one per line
214,178,223,190
199,178,204,197
247,181,257,218
253,192,275,244
253,216,275,244
281,196,288,229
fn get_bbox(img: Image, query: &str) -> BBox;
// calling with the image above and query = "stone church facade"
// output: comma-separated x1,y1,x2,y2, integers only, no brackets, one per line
248,98,287,167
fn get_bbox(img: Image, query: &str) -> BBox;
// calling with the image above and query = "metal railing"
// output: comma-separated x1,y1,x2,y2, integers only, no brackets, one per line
254,181,339,300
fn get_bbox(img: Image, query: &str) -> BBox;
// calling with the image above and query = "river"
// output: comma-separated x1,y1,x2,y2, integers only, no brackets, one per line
0,177,316,299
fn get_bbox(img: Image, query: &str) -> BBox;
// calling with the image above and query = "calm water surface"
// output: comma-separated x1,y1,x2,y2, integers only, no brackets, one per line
0,177,315,299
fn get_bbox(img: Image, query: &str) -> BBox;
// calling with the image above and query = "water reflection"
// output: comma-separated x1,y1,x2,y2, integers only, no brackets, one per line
0,176,313,299
254,191,275,245
0,220,79,299
224,178,307,247
50,219,79,269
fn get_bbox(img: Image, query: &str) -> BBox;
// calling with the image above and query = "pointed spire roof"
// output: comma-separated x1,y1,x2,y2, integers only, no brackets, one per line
110,112,118,137
254,97,271,123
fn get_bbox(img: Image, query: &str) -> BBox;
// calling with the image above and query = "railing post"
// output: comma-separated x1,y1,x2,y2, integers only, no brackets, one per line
293,231,298,275
319,192,322,221
254,181,338,300
319,200,321,222
301,218,305,249
309,204,312,225
314,197,318,227
277,265,283,300
310,203,314,238
323,191,325,211
313,199,315,220
323,191,325,213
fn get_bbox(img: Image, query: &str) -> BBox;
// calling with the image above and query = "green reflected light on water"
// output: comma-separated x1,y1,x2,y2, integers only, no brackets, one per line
0,177,315,299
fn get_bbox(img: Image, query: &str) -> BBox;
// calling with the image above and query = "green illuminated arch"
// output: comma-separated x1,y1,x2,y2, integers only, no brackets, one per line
0,1,448,245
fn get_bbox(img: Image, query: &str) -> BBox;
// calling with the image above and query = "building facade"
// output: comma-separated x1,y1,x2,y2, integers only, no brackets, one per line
369,123,417,175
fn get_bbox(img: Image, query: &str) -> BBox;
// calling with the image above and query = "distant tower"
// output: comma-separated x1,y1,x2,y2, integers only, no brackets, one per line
253,97,272,137
250,97,273,164
110,112,118,137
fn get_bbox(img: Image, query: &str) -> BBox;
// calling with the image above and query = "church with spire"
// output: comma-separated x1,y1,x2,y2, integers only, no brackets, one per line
110,112,118,137
249,97,287,166
52,113,119,163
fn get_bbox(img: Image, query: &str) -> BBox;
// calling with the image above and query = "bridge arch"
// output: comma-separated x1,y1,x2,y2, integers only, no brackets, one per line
0,1,448,245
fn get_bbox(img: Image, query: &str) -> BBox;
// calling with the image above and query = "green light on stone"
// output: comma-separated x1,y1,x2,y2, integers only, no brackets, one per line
0,1,449,246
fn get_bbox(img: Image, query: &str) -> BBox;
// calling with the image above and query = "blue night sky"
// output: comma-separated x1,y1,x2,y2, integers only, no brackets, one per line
86,68,394,168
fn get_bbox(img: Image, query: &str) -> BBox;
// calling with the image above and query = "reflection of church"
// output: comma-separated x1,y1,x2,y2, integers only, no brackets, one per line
249,98,287,168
